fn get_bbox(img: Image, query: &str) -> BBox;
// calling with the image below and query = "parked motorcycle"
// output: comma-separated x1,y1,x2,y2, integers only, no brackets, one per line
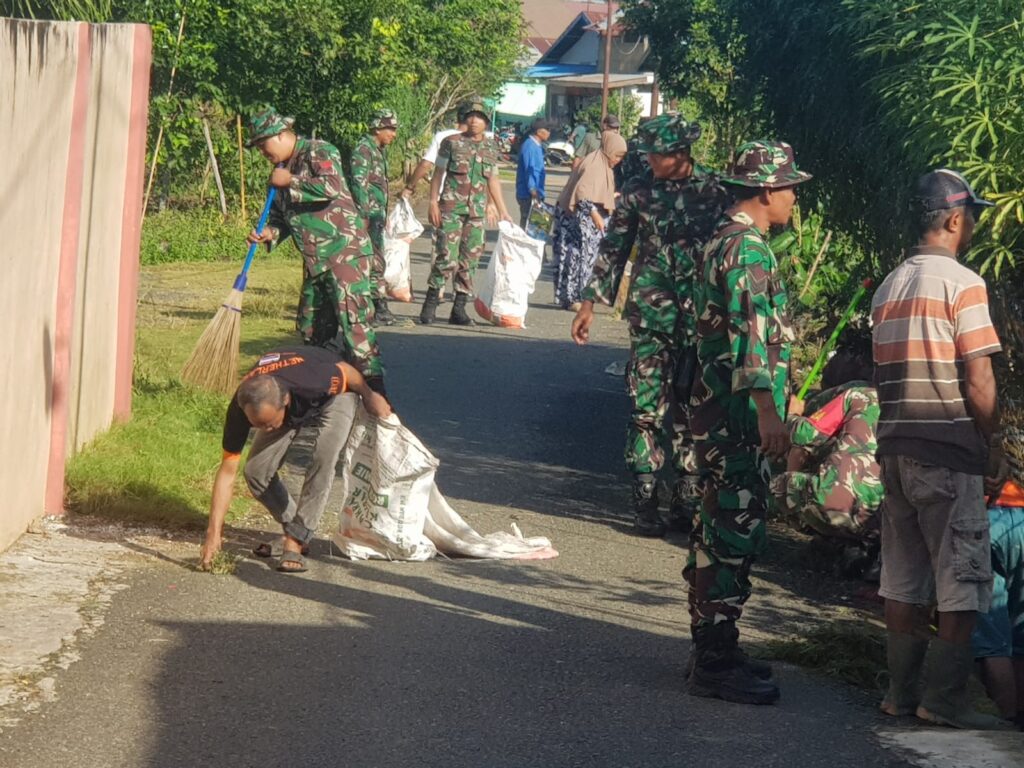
545,140,574,167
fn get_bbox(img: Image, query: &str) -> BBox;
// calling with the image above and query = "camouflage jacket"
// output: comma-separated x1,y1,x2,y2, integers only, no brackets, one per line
773,383,884,523
584,166,729,338
695,210,794,414
348,135,388,222
436,133,499,218
267,137,369,276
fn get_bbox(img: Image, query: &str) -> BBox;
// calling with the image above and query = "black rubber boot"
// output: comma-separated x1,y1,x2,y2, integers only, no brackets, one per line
632,475,665,537
449,293,474,326
687,623,780,705
374,298,396,326
419,287,440,325
666,475,701,533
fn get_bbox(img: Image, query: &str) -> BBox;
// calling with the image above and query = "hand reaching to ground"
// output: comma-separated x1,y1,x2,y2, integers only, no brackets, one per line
198,533,222,571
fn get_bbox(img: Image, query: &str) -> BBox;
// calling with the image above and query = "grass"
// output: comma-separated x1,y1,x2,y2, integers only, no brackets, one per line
759,616,887,692
64,254,303,529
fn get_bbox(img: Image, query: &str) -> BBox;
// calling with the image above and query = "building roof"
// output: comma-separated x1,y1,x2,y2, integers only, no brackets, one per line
525,63,598,79
520,0,579,41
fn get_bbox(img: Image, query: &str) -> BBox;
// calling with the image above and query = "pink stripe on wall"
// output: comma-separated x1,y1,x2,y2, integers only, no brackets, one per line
113,24,152,420
44,23,91,515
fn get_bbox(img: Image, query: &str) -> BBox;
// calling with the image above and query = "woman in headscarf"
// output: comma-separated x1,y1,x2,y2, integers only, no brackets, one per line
552,131,628,310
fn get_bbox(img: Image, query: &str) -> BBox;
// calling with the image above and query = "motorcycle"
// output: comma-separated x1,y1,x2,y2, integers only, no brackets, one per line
545,139,574,167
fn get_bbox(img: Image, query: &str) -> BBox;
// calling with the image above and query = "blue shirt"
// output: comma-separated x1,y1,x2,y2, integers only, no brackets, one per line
515,135,546,201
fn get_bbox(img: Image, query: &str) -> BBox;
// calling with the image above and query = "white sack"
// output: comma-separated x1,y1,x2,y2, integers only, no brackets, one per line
382,198,424,302
473,221,545,329
333,409,558,561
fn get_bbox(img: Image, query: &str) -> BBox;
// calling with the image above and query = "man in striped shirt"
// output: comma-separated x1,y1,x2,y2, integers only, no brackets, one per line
872,168,1009,729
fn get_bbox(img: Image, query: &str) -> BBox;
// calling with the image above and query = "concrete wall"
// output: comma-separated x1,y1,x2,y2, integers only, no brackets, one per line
0,18,151,552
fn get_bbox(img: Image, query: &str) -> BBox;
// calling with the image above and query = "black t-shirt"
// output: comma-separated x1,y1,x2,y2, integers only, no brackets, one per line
222,348,348,455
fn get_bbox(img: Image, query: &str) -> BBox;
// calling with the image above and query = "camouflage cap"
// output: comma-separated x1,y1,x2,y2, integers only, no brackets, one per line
246,107,294,147
457,97,489,123
369,108,399,131
633,113,702,154
721,139,812,188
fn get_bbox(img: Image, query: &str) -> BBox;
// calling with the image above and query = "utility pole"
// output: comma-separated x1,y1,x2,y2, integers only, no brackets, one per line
600,0,613,120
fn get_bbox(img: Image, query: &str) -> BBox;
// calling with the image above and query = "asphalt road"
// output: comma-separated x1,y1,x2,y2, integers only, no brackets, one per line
0,173,921,768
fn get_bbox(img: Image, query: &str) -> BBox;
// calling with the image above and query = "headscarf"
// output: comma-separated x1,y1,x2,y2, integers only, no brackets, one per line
558,131,627,214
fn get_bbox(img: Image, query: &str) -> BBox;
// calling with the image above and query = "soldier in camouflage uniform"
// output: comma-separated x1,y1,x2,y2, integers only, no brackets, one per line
683,140,811,705
349,108,399,326
420,98,512,326
773,383,883,541
246,108,385,391
572,114,730,537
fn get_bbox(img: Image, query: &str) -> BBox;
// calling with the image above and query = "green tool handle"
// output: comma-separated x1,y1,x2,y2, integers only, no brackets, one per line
796,278,873,401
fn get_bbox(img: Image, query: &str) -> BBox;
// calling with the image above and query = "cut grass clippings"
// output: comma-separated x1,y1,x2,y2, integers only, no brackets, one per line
760,618,887,692
65,253,303,529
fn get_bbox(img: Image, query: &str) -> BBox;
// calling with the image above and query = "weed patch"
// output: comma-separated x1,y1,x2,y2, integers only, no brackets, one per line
760,617,886,691
65,256,304,529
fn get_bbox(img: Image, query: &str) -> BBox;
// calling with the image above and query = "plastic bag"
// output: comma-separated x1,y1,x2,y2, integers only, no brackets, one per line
473,221,545,329
333,408,558,561
382,198,424,302
526,199,556,242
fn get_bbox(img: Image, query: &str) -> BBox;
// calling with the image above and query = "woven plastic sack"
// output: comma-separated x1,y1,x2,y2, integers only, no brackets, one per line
333,408,558,561
473,221,545,329
383,198,424,302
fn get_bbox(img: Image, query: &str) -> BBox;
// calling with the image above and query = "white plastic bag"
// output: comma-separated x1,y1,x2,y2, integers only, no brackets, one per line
333,408,558,561
473,221,545,329
382,198,424,302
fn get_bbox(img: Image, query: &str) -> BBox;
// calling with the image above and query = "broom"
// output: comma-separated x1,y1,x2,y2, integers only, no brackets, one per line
181,186,278,394
795,278,873,403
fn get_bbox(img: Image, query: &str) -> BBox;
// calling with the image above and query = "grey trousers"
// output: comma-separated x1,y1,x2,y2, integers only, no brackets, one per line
243,393,358,544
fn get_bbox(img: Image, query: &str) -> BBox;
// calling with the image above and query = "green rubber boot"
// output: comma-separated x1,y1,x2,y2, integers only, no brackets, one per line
916,638,1013,730
880,632,928,716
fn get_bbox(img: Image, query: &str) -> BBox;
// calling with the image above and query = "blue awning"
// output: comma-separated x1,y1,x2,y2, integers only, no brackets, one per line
525,63,597,79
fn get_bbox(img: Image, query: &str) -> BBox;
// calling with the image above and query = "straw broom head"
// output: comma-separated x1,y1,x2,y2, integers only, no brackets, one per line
181,288,244,395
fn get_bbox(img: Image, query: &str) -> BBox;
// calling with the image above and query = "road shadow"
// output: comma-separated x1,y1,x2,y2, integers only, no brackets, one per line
118,560,897,768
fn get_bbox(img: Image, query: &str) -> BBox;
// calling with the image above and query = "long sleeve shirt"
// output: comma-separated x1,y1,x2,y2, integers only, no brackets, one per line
515,135,546,201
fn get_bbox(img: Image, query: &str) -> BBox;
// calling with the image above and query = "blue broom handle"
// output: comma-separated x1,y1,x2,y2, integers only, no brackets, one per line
233,186,278,291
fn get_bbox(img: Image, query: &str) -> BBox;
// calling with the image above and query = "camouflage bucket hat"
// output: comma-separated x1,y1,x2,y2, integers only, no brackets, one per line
370,108,399,131
633,113,702,154
457,97,489,123
246,107,295,147
721,139,812,188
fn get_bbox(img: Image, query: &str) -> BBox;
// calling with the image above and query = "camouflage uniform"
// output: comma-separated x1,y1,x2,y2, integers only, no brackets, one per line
771,383,882,542
584,114,728,526
247,108,383,381
428,130,499,295
348,109,397,300
684,141,811,633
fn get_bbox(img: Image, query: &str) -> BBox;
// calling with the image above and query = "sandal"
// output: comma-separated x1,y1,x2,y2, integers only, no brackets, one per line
276,551,308,573
253,540,310,558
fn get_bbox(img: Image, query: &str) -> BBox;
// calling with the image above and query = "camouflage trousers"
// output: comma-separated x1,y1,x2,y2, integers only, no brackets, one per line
683,396,774,628
427,211,485,294
625,327,699,482
367,214,386,300
296,262,384,379
771,467,881,544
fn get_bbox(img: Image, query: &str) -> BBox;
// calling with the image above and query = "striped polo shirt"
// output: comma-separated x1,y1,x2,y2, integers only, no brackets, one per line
871,245,1001,473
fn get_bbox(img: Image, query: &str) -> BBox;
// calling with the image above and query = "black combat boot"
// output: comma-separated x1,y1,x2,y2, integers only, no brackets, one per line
632,474,665,537
419,287,440,325
687,623,780,705
374,297,396,326
449,293,473,326
666,475,701,533
685,620,773,681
